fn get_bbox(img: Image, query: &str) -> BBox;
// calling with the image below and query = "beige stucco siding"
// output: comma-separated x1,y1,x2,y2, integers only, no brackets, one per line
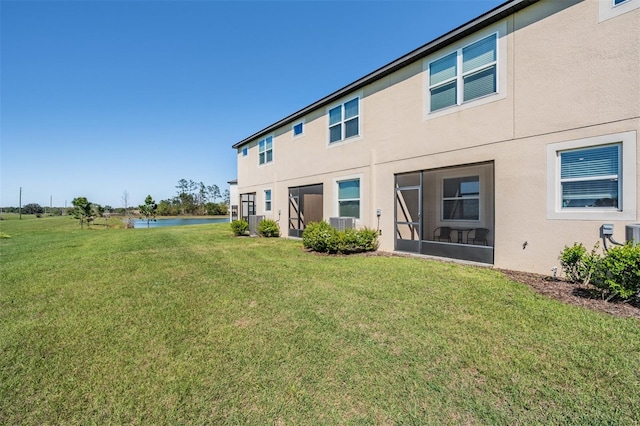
235,0,640,274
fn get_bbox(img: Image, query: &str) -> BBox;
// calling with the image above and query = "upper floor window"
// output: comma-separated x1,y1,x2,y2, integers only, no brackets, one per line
242,147,248,157
599,0,639,21
293,122,304,137
329,98,359,143
258,136,273,165
559,145,620,210
429,33,497,112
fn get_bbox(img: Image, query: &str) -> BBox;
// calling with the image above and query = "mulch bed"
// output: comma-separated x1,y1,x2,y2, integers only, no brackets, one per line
500,269,640,321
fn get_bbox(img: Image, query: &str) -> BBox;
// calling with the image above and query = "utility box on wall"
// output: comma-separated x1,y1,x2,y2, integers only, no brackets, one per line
626,224,640,245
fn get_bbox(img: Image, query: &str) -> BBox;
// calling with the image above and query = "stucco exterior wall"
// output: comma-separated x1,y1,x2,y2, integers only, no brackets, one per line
234,0,640,275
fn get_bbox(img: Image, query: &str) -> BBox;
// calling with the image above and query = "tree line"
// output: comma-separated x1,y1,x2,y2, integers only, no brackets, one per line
3,179,230,220
158,179,230,216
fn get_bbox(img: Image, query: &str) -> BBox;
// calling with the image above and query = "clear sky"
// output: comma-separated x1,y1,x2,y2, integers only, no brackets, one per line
1,0,504,208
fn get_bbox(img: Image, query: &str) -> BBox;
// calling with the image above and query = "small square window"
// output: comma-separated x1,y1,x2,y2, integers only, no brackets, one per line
242,147,248,157
293,122,303,136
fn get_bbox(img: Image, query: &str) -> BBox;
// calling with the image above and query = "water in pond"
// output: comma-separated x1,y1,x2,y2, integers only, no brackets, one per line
132,217,229,228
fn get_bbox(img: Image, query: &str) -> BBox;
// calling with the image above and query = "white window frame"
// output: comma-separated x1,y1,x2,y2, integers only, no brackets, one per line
333,174,363,221
327,94,362,145
292,120,304,138
546,131,637,220
423,22,506,120
599,0,639,22
264,189,272,212
258,135,273,166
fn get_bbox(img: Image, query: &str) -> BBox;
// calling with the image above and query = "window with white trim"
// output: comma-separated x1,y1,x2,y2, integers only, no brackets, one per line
258,136,273,165
329,98,359,143
429,33,497,112
293,122,304,137
264,189,272,212
337,179,360,218
599,0,640,21
442,176,480,221
546,131,637,220
559,145,620,209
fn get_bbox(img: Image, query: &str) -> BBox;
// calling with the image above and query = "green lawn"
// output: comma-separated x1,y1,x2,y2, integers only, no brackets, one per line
1,216,639,424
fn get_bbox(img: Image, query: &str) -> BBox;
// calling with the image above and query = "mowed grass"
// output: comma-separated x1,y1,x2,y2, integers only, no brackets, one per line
1,216,639,424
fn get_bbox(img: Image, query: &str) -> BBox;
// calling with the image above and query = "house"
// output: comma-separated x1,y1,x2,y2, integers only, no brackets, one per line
228,179,238,221
231,0,639,275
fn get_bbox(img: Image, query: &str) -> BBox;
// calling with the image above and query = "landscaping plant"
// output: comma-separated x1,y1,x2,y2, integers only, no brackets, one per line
302,220,378,254
258,219,280,237
230,219,249,236
559,242,640,300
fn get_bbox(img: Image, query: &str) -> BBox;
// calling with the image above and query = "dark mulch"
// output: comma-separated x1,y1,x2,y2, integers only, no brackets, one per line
500,269,640,321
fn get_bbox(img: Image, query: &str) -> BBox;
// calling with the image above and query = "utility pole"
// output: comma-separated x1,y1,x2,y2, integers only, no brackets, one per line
19,187,22,220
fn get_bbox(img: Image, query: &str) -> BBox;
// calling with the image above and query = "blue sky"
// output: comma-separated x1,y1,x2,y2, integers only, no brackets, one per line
1,0,504,208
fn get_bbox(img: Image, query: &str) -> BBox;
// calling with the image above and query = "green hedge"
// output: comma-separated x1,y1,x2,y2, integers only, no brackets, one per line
230,219,249,236
302,221,378,254
559,242,640,300
258,219,280,237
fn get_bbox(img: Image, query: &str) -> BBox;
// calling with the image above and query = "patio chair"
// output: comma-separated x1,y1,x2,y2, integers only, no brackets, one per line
467,228,490,245
433,226,452,242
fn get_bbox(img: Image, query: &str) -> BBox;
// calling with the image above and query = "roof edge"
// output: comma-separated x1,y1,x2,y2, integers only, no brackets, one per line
232,0,538,149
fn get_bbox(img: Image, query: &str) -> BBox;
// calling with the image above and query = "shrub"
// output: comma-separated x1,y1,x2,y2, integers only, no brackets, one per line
303,221,378,254
230,219,249,236
560,242,640,300
592,243,640,300
302,221,334,253
258,219,280,237
559,243,598,284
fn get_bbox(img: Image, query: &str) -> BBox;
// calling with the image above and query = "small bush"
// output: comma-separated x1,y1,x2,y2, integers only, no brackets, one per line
303,221,378,254
559,242,598,284
230,219,249,236
560,242,640,300
592,243,640,300
258,219,280,237
302,221,334,252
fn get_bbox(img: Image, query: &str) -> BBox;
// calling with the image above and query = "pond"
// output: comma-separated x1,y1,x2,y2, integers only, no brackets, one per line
132,217,229,228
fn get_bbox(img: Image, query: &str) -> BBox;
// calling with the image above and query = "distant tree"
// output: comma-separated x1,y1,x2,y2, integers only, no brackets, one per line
94,204,107,226
23,203,44,215
208,184,221,203
122,191,130,217
223,189,230,206
71,197,93,228
198,182,208,215
138,195,158,228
